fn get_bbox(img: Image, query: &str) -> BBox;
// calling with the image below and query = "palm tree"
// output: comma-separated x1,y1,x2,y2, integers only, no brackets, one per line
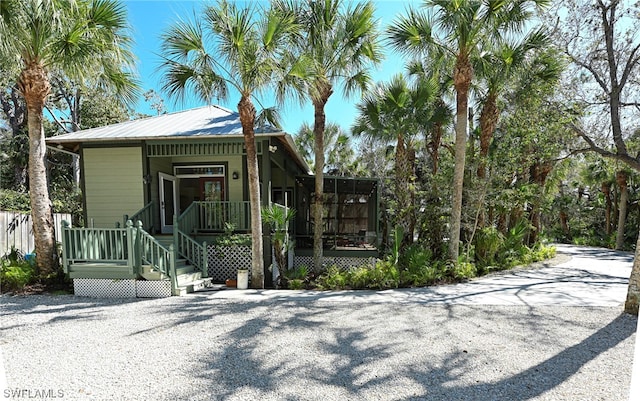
159,0,301,288
475,31,557,180
276,0,383,271
353,74,437,244
387,0,550,260
0,0,138,275
294,122,358,176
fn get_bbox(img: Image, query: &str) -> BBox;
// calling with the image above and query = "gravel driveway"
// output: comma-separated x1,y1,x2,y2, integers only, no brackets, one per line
1,244,637,401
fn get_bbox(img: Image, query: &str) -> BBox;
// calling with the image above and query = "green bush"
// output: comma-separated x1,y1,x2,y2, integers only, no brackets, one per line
475,226,504,268
315,265,348,290
0,190,31,212
288,279,305,290
1,259,35,292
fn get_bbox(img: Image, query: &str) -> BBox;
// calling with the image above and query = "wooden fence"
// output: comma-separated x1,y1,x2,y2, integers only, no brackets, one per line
0,211,71,257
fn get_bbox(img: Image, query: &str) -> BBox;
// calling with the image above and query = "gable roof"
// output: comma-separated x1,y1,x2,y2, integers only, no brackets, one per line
46,105,311,174
47,105,278,143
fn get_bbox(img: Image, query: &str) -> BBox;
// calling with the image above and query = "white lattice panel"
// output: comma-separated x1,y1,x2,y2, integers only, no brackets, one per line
136,280,171,298
293,256,376,270
207,245,252,282
73,279,136,298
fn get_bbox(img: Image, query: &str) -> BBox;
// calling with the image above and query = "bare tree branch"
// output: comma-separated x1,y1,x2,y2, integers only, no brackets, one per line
569,122,640,170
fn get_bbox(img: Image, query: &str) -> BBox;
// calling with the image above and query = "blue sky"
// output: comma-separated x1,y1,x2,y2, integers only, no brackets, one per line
124,0,414,135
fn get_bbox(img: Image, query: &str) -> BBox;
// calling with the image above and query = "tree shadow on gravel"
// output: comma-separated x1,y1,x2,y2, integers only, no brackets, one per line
158,298,636,401
402,312,637,400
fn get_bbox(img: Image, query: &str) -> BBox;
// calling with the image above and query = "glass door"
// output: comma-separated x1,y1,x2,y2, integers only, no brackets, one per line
159,172,177,233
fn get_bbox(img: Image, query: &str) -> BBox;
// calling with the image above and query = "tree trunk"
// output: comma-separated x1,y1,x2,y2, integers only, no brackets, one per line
430,121,442,175
395,132,410,242
238,96,264,288
19,61,57,275
625,229,640,315
477,93,498,179
449,54,472,261
615,171,628,250
312,85,332,272
602,182,612,235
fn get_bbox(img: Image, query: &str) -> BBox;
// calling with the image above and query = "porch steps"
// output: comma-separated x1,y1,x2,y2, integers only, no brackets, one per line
147,234,213,295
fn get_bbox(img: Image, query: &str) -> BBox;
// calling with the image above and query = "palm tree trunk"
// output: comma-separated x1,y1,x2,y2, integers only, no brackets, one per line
20,62,57,275
449,55,472,261
625,232,640,315
616,171,628,250
477,94,498,179
238,96,264,288
312,89,331,272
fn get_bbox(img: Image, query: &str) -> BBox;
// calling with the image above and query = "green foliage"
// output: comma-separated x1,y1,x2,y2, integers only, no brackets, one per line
0,190,31,212
1,248,35,292
474,226,504,268
287,279,305,290
284,265,308,281
452,259,477,280
212,223,252,246
315,261,400,290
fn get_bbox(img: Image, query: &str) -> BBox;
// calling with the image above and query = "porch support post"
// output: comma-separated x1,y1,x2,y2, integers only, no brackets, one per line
202,241,208,278
61,221,70,274
126,220,135,275
261,139,273,287
135,221,143,275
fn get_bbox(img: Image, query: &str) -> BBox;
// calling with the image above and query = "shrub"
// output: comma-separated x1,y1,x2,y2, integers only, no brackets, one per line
475,226,504,268
1,259,35,292
315,265,348,290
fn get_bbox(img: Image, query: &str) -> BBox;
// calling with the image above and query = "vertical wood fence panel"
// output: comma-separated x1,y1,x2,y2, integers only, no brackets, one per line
0,211,71,257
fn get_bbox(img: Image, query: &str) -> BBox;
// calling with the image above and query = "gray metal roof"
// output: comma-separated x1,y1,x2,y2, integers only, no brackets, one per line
46,105,311,174
46,105,280,143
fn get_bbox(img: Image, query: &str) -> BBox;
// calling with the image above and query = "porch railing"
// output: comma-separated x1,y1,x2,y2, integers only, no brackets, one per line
174,215,208,278
62,222,131,268
137,223,173,279
124,201,154,232
61,220,176,289
178,201,251,232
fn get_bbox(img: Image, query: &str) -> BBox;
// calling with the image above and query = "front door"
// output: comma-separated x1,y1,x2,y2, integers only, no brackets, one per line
159,172,177,233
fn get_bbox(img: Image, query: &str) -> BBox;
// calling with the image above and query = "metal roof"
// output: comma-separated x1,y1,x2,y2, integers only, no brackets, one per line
46,105,279,143
46,105,311,174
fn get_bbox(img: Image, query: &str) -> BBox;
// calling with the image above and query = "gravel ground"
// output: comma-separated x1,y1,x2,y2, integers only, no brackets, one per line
0,295,636,401
0,245,637,401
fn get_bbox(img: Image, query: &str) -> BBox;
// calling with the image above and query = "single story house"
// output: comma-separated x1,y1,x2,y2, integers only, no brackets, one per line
46,105,379,297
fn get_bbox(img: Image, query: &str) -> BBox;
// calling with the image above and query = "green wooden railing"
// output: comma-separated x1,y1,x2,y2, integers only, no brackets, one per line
176,201,252,234
180,201,251,232
61,220,177,290
137,223,173,278
124,201,154,232
61,222,131,268
177,202,199,235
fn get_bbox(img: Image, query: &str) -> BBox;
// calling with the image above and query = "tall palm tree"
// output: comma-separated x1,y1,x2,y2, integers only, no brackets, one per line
0,0,138,275
294,122,358,176
276,0,383,271
387,0,550,261
475,31,556,180
159,0,301,288
353,74,437,244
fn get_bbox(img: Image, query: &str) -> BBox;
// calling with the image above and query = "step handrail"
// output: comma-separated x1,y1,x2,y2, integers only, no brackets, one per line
173,215,208,278
177,202,199,235
124,201,154,231
132,220,178,293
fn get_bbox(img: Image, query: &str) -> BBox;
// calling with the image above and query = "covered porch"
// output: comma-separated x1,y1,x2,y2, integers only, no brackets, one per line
292,176,380,259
